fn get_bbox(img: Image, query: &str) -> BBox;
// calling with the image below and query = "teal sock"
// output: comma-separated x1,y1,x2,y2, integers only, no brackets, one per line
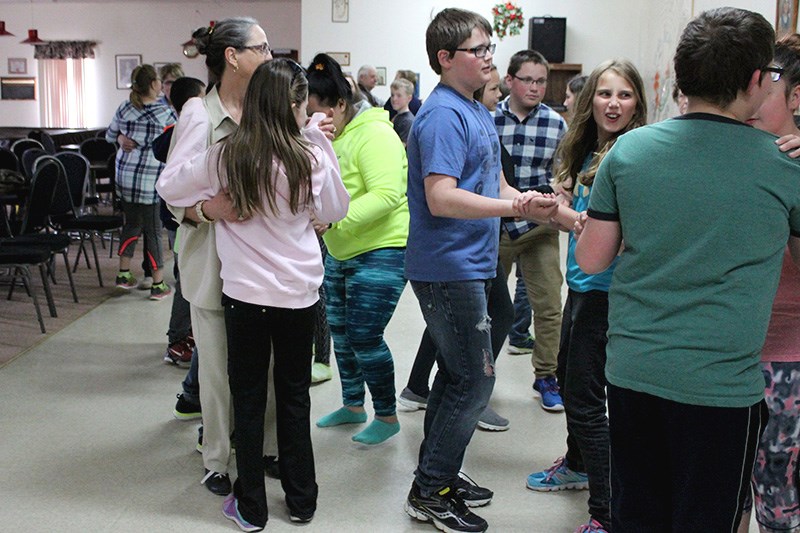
316,407,367,428
351,419,400,445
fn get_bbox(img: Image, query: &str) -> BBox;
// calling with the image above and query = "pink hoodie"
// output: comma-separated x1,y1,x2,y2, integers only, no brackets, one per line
157,114,349,308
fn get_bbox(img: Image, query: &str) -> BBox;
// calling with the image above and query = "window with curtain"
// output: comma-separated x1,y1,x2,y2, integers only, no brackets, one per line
35,41,97,128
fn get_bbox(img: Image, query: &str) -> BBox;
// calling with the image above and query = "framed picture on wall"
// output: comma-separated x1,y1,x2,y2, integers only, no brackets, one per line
8,58,27,75
116,54,142,90
777,0,799,38
1,77,36,100
332,0,349,23
327,52,350,67
375,67,387,86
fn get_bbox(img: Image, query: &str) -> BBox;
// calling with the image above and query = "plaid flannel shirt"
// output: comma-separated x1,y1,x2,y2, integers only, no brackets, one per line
494,99,566,238
107,100,176,204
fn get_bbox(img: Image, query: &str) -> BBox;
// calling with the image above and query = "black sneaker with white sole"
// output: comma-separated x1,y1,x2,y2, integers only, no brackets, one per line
405,482,488,533
453,472,493,507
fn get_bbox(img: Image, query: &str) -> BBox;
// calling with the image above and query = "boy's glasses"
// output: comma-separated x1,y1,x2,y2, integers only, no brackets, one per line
241,42,271,56
452,43,496,58
763,65,784,82
512,75,548,87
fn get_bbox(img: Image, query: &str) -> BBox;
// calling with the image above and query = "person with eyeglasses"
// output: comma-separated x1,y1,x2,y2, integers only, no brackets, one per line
574,8,800,531
494,49,568,412
404,9,559,533
157,16,280,504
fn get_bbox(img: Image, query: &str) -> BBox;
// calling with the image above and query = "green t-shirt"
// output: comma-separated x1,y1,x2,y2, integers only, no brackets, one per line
588,113,800,407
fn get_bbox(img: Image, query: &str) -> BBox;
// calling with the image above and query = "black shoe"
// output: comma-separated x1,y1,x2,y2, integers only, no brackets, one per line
289,510,314,523
453,472,493,507
201,469,231,496
263,455,280,480
196,426,203,453
405,482,488,532
173,393,201,421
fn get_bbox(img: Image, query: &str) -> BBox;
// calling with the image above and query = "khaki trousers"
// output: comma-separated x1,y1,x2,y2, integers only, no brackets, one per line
190,305,277,474
498,225,563,378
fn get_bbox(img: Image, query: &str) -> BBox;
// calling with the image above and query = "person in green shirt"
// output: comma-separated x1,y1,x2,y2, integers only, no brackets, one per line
576,7,800,531
306,53,410,446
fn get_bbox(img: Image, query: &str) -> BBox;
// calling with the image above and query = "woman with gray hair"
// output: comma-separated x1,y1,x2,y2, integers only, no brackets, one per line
158,14,271,505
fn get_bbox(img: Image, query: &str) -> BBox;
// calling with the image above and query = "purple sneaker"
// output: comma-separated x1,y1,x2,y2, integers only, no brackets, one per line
222,493,263,532
575,518,609,533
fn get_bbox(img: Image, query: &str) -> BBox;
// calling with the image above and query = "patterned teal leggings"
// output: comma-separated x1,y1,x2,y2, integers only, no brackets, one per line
324,248,406,417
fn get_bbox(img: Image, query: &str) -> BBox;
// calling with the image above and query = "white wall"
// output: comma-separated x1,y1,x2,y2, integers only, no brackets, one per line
0,1,300,128
302,0,778,121
0,0,786,128
302,0,646,104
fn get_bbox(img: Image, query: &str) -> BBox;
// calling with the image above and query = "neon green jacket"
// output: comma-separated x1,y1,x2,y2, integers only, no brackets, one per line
324,105,409,261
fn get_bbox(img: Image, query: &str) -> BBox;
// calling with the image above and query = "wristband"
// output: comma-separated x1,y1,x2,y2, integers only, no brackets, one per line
195,200,215,223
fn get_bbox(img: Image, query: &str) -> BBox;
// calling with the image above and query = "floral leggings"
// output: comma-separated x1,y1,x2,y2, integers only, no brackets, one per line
750,362,800,532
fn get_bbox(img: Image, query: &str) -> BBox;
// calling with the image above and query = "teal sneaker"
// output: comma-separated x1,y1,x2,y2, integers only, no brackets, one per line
526,456,589,492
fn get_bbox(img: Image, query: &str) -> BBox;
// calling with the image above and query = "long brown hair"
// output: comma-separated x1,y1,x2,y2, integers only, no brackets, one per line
218,59,314,217
130,64,158,109
554,59,647,190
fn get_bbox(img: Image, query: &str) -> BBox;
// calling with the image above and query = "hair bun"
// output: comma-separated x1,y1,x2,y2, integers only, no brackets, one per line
191,26,212,55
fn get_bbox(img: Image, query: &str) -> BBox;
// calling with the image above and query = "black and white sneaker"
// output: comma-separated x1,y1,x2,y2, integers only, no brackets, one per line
405,482,488,533
453,472,493,507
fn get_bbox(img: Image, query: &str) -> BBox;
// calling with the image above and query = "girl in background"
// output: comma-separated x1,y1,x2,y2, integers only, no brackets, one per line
107,64,175,299
526,59,647,533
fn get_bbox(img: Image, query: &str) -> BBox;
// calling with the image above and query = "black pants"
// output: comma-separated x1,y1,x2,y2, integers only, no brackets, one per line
223,294,318,527
608,384,766,532
405,262,513,397
556,289,610,527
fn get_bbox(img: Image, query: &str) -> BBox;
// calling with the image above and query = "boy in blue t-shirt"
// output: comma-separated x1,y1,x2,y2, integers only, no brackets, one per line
403,8,557,533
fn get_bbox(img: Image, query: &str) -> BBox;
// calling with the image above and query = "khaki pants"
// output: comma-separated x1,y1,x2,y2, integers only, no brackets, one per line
499,225,563,378
190,305,277,474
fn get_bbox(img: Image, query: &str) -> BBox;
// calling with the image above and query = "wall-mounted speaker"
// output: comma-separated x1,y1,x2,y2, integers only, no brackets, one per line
528,17,566,64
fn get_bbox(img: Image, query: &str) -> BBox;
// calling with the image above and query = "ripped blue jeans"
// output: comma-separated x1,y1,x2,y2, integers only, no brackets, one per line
410,279,496,495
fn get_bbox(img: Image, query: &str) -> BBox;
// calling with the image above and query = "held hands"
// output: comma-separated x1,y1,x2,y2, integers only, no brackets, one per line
573,211,588,240
776,134,800,159
203,189,244,223
117,134,137,152
513,190,558,223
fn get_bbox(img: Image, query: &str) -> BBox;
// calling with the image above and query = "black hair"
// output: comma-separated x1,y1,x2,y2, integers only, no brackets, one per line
169,77,206,114
306,53,354,107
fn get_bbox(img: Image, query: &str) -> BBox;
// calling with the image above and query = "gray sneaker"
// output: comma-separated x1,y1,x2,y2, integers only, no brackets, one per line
397,387,428,411
477,405,509,431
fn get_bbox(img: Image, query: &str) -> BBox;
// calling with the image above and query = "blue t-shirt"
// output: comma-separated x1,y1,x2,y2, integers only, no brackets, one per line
405,83,501,282
566,156,617,292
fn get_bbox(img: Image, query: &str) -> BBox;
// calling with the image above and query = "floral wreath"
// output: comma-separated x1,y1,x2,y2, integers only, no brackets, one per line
492,2,524,40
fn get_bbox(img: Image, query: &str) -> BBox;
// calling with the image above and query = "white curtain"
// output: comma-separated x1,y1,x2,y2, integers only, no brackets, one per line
38,59,88,128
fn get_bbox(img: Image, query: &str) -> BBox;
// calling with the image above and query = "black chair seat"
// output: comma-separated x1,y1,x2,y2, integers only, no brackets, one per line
59,214,123,231
2,233,72,249
0,245,51,264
